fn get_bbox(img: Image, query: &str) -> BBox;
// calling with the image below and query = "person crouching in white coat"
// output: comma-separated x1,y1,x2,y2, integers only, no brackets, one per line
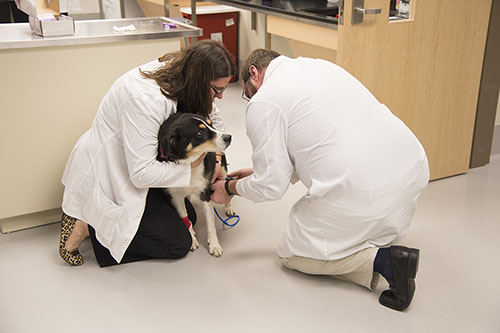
59,40,235,267
211,49,430,311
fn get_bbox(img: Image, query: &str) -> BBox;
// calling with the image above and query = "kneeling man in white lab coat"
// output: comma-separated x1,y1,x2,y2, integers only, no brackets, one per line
211,49,430,311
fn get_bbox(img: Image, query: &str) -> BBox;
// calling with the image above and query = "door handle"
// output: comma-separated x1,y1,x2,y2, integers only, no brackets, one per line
352,0,382,24
354,7,382,15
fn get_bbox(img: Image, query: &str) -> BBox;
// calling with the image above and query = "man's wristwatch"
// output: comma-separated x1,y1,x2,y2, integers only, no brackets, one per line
224,180,234,196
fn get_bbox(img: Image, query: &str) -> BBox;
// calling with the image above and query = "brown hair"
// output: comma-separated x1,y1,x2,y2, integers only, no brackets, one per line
240,49,280,84
141,40,235,117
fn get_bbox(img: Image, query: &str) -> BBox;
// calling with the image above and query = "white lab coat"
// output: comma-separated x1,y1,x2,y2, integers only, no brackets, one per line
61,59,224,263
236,56,429,260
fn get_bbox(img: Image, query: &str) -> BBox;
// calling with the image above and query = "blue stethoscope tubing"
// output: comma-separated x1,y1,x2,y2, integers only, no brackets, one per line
213,207,240,227
213,176,240,227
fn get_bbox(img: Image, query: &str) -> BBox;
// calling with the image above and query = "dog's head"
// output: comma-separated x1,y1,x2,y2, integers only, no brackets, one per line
157,112,232,163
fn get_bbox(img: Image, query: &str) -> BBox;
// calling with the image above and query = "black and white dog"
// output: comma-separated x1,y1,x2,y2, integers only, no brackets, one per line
157,112,233,257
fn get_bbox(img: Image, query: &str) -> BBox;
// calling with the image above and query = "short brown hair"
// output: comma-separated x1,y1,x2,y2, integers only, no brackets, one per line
141,40,235,117
240,49,280,83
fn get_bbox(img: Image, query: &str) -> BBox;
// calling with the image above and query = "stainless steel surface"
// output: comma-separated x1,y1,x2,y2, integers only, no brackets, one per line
190,0,198,42
120,0,125,18
197,0,339,29
99,0,104,19
352,0,381,24
355,7,382,15
0,17,202,50
339,0,344,25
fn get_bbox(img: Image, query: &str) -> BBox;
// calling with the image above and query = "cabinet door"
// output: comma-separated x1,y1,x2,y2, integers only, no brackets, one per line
337,0,491,180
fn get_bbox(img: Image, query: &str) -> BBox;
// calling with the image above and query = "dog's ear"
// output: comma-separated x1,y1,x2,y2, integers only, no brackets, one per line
158,119,176,161
157,139,167,162
158,133,181,162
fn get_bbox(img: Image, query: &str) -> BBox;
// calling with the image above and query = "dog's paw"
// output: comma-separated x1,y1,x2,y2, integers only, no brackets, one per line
224,203,236,217
208,242,223,257
191,236,199,251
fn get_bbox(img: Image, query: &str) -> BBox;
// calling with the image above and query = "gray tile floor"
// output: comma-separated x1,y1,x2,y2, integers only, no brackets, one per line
1,83,500,333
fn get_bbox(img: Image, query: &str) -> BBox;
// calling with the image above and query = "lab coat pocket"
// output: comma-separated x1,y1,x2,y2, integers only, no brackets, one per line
83,184,126,241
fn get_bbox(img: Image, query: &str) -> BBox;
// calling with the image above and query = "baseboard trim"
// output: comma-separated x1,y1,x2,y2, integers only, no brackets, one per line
492,124,500,156
0,208,62,233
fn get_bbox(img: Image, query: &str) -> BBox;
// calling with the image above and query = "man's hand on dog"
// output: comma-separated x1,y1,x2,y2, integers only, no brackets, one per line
228,168,254,179
210,168,254,204
211,179,232,204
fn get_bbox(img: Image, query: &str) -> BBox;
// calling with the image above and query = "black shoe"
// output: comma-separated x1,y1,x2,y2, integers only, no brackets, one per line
379,246,419,311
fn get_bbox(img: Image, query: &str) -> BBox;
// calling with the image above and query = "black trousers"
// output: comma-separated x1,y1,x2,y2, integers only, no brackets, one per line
89,188,197,267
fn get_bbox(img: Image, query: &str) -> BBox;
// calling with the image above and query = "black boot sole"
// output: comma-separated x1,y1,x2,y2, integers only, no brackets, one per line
379,247,419,311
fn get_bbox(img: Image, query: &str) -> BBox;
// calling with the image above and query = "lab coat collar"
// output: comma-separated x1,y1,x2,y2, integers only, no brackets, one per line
263,55,290,84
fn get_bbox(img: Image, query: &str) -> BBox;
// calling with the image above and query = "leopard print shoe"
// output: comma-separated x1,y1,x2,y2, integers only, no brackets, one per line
59,213,84,266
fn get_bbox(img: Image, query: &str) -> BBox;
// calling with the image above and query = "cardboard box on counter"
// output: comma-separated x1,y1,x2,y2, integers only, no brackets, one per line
15,0,74,37
29,14,74,37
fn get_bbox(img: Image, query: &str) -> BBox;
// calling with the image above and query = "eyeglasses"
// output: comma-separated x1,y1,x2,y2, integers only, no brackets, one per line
210,84,227,95
241,81,251,102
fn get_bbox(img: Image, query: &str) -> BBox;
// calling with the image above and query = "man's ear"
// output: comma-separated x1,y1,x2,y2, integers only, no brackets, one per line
249,65,258,80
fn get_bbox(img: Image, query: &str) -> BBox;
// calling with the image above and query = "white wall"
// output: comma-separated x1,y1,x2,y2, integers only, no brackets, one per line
124,0,144,17
67,0,100,15
238,10,265,60
68,0,144,18
237,11,293,67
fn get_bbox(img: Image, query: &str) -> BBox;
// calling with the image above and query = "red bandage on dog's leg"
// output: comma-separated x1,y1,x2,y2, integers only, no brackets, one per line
181,216,191,229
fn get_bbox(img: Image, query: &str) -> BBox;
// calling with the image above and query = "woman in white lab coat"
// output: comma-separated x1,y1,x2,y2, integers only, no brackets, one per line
59,40,235,267
211,49,430,311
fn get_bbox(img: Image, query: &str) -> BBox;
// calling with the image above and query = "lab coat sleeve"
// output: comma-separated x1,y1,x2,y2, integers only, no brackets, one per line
236,101,294,202
209,102,225,132
118,96,191,189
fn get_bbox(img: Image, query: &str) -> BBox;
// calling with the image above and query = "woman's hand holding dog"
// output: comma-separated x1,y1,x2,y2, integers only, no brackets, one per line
190,153,206,169
211,162,224,184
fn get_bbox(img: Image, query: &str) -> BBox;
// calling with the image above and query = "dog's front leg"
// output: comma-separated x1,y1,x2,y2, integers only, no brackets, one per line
200,201,223,257
170,191,199,251
186,224,199,252
220,164,236,218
